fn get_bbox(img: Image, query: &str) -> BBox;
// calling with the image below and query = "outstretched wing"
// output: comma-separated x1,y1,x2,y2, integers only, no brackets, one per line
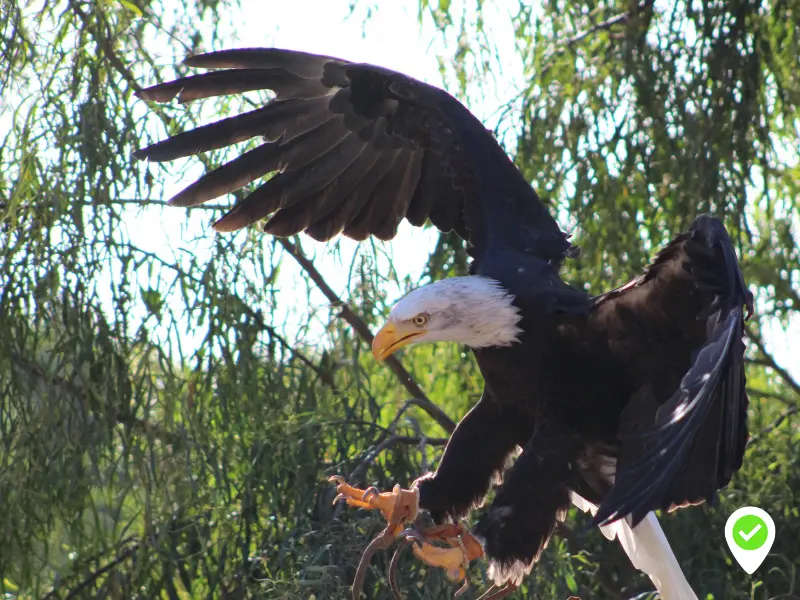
134,48,573,264
588,215,752,527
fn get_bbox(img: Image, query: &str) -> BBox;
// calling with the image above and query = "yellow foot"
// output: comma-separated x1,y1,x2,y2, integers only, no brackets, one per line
403,524,484,591
330,476,422,600
329,476,419,536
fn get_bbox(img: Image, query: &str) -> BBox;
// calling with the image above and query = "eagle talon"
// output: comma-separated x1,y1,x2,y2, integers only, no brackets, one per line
398,528,426,547
361,486,380,501
453,573,471,597
475,582,519,600
397,518,439,543
410,541,468,583
406,524,484,586
329,477,419,535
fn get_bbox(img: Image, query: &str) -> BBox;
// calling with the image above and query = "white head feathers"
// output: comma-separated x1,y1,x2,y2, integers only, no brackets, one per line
388,276,523,349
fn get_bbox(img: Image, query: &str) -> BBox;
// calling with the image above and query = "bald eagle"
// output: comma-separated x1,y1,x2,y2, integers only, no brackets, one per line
135,48,752,600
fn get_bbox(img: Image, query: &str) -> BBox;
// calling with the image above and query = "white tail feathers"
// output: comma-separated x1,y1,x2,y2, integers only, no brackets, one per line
571,494,698,600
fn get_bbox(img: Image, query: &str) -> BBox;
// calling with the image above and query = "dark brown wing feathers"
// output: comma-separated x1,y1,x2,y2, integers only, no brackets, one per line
590,215,752,526
136,50,751,531
134,48,572,261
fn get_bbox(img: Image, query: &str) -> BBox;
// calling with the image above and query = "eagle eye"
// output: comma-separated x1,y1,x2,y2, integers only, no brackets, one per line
412,313,429,327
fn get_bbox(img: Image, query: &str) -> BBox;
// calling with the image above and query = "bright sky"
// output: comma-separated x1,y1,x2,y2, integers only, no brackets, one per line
123,0,799,378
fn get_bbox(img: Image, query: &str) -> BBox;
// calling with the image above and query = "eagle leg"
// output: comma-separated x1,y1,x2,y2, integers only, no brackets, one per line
329,476,419,536
387,524,481,600
330,477,485,597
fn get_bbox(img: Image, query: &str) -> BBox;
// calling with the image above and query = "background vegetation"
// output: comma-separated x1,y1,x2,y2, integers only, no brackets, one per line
1,0,799,598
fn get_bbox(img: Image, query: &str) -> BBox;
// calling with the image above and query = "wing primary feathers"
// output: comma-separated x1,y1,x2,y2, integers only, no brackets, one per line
271,115,349,171
133,105,276,162
168,142,281,207
167,112,352,211
593,215,751,528
264,136,375,237
593,311,741,527
212,170,302,232
134,94,339,165
343,148,415,241
136,47,577,261
135,69,329,104
257,96,339,144
405,152,443,227
302,148,384,241
213,128,367,233
373,152,423,240
183,48,346,77
306,149,400,240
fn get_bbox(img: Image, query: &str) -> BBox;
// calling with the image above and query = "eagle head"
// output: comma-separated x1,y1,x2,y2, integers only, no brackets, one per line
372,276,523,360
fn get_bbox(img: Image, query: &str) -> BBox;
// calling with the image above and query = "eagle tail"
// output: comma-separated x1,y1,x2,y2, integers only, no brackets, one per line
571,494,697,600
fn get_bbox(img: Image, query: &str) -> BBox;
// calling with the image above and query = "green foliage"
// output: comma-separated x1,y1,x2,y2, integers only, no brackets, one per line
1,0,798,599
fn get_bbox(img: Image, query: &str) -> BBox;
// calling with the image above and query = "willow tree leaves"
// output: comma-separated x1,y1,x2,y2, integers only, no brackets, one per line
1,0,798,599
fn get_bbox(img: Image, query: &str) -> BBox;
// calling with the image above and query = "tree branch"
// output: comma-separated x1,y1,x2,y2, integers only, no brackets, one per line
278,238,457,434
100,202,453,430
745,387,797,407
70,1,141,92
347,434,449,484
42,537,140,600
746,327,800,401
561,0,655,47
238,303,338,389
122,244,339,391
563,11,631,46
9,353,191,447
748,405,800,445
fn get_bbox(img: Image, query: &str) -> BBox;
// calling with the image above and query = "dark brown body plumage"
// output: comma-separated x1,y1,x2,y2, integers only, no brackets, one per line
417,225,751,573
135,48,752,583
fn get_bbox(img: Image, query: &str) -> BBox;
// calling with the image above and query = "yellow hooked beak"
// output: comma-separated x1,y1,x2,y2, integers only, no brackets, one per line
372,321,426,361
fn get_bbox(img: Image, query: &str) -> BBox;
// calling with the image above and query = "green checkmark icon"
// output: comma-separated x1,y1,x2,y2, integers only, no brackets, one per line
733,514,768,550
